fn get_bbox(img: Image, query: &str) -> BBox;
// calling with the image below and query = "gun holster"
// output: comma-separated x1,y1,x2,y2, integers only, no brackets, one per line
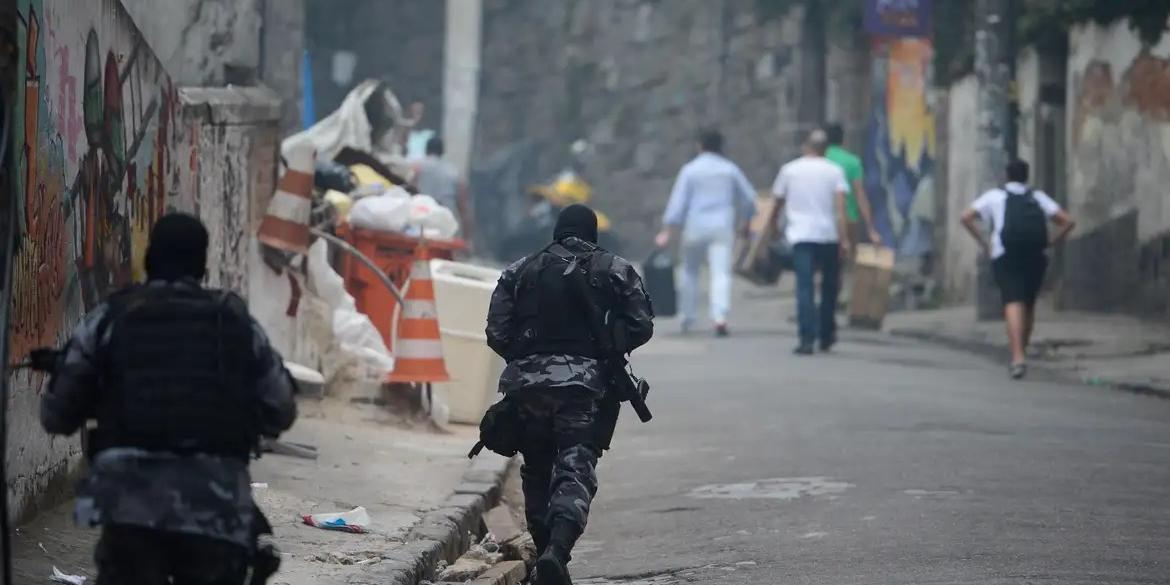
468,395,523,459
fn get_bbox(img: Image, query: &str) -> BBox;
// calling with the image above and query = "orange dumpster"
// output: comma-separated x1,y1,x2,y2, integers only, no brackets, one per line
335,223,465,353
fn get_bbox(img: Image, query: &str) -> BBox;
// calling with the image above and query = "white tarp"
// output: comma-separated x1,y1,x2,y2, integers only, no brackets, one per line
282,80,410,169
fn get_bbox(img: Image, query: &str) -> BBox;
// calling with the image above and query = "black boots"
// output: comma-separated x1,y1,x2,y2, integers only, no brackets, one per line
535,551,571,585
535,523,576,585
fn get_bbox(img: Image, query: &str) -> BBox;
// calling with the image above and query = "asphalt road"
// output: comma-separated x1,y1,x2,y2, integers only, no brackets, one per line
570,293,1170,585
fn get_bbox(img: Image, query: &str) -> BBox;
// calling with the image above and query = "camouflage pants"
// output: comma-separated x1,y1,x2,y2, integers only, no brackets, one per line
515,390,602,558
96,525,249,585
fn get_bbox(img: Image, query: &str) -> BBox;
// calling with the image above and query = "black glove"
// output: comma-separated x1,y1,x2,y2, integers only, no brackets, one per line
28,348,61,373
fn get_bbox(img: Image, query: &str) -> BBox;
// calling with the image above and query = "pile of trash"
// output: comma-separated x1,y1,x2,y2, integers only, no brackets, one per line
270,80,468,394
284,79,461,241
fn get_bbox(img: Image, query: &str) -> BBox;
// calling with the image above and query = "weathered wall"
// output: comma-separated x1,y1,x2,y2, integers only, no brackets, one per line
1062,20,1170,316
260,0,305,134
475,0,835,254
7,1,273,520
939,75,979,302
121,0,263,86
306,0,445,125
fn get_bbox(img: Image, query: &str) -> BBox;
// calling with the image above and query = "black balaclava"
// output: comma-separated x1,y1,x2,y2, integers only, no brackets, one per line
144,213,210,282
553,204,599,244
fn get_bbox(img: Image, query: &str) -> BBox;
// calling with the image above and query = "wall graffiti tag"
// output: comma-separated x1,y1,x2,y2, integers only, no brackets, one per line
10,0,194,371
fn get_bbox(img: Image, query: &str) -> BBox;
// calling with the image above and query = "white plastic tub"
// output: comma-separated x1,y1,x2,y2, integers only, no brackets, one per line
429,260,505,424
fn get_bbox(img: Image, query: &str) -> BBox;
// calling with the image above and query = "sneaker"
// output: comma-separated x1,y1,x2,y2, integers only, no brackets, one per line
819,338,836,352
714,323,729,337
794,343,815,356
1009,362,1027,380
535,552,572,585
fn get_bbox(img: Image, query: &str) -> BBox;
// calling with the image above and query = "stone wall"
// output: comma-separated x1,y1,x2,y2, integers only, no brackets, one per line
475,0,834,255
1061,20,1170,316
306,0,445,127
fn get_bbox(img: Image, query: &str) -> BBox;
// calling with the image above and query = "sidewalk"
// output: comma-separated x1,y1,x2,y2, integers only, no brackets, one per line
11,395,511,585
885,301,1170,396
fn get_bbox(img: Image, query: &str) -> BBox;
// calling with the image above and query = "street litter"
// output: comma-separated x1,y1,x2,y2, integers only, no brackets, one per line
251,482,268,489
49,567,86,585
302,506,371,533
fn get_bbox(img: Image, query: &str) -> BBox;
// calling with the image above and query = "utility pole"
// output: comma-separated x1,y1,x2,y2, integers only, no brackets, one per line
974,0,1013,321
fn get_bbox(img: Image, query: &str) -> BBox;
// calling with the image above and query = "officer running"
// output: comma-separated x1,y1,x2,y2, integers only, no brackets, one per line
486,204,654,585
40,213,297,585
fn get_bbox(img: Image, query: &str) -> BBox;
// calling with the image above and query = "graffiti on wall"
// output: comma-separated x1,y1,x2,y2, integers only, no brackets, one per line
863,37,937,259
10,0,193,366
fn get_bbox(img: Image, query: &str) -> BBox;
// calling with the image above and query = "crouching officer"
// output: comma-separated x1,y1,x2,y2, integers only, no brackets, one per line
484,204,654,585
39,213,297,585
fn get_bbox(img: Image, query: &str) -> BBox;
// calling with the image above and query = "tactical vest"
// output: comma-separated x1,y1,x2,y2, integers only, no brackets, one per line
97,284,259,459
513,242,614,359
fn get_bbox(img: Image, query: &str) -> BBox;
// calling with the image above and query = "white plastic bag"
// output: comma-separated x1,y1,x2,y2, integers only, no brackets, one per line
349,188,412,233
406,194,459,239
307,241,395,377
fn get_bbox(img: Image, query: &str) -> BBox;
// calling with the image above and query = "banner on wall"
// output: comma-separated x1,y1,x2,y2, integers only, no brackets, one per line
865,0,933,38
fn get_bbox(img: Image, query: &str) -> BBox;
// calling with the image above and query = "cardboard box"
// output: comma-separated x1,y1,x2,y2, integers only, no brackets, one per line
848,244,896,330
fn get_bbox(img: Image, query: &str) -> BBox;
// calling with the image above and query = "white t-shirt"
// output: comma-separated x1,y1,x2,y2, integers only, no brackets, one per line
771,156,849,244
970,182,1062,259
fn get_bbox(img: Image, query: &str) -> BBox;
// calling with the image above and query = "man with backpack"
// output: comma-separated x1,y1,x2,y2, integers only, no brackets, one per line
961,160,1077,379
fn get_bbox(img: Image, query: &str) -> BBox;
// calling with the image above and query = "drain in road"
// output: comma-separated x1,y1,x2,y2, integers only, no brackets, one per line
687,476,853,500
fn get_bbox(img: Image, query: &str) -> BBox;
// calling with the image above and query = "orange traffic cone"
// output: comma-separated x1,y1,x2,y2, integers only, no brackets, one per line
258,144,315,254
388,243,450,383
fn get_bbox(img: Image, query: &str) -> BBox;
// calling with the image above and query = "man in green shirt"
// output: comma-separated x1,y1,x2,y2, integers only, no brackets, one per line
825,124,882,249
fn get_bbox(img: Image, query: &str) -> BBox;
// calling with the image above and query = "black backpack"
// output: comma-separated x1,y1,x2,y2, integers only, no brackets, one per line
1000,187,1048,253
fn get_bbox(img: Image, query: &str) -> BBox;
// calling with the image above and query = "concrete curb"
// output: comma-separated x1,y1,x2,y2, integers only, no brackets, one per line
364,454,516,585
889,328,1170,400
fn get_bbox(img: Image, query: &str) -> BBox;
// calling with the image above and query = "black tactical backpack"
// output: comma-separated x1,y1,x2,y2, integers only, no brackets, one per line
1000,187,1048,254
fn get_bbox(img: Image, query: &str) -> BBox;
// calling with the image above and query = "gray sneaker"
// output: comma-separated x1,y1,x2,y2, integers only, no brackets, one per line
1010,362,1027,380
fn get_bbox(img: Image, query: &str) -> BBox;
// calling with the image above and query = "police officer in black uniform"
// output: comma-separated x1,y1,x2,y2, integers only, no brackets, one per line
40,213,297,585
486,204,654,585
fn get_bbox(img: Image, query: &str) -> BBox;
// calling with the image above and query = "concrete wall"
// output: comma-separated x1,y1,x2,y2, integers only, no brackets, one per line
474,0,836,255
7,0,278,520
260,0,306,134
1062,21,1170,316
940,75,979,302
121,0,263,86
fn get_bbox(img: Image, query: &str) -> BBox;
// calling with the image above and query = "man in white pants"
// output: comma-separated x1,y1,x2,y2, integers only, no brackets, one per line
656,130,757,336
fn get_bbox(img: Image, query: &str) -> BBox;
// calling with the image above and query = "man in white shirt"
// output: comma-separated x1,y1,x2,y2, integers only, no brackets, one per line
656,130,757,337
961,159,1076,379
769,129,850,355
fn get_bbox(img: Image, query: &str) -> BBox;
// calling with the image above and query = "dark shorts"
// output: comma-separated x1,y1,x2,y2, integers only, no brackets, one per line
992,253,1047,306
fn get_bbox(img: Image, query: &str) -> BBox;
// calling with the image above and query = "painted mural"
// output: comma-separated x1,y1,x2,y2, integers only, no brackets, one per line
863,37,937,259
10,0,193,366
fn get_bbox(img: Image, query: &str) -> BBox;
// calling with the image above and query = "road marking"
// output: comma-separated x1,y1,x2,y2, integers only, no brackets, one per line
687,476,854,500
